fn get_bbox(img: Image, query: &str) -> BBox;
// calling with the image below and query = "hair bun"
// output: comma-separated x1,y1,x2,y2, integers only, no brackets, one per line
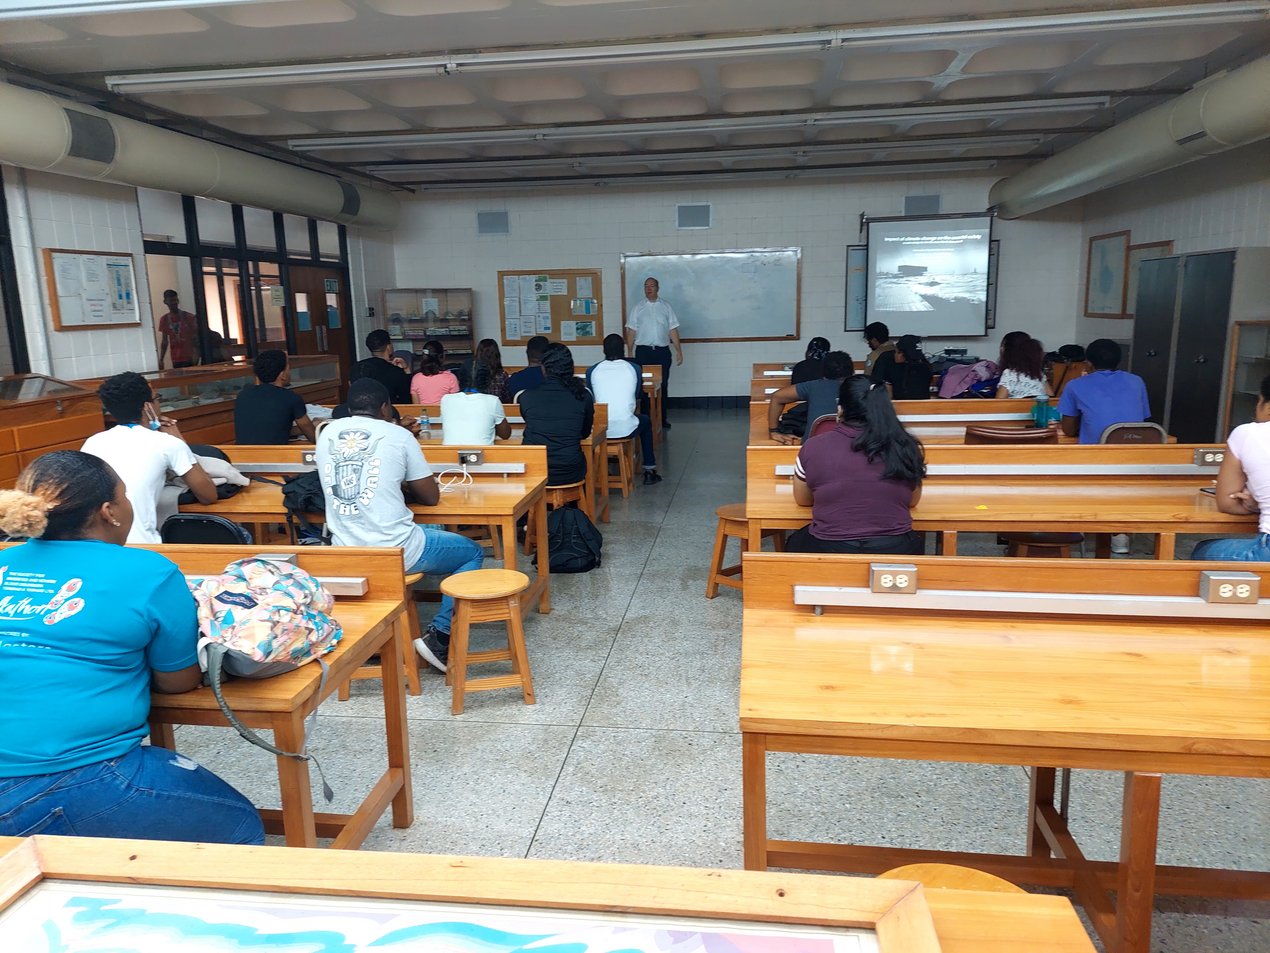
0,489,51,539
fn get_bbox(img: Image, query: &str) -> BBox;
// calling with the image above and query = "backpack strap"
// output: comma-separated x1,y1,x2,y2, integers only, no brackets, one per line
204,644,334,803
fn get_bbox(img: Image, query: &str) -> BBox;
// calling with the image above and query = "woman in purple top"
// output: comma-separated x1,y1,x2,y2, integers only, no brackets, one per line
789,375,926,554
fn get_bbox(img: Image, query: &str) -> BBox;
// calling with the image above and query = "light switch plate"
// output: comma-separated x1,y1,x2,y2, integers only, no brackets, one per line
1199,571,1260,604
1193,448,1226,466
870,563,918,594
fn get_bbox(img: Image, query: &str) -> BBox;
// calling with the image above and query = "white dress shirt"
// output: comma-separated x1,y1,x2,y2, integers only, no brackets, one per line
628,297,680,347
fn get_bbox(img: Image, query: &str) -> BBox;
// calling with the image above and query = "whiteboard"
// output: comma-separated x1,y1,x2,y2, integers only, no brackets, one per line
621,248,800,342
43,247,140,330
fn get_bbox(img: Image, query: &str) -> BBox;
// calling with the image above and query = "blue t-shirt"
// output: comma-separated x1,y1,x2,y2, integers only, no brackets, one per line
1057,369,1151,444
506,365,544,398
0,540,198,777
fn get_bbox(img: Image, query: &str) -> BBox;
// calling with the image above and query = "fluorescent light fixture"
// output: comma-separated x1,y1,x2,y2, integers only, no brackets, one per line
364,134,1045,175
410,160,1001,193
102,3,1270,92
1,0,255,18
288,99,1107,152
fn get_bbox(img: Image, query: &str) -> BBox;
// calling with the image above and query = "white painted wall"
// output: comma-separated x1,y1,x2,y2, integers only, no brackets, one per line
1077,139,1270,343
389,173,1084,398
4,166,158,380
347,226,398,350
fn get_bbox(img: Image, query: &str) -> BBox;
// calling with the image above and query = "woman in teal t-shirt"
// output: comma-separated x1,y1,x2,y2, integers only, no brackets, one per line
0,450,262,844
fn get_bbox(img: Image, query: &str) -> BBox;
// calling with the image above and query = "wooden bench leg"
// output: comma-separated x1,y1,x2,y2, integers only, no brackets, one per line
506,594,535,705
706,519,729,599
449,600,471,715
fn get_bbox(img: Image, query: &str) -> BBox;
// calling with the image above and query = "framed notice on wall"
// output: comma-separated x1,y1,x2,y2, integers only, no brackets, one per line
43,248,140,330
497,268,604,346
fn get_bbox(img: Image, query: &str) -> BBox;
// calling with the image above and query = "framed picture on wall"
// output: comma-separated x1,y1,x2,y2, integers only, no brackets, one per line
1084,230,1131,317
1124,240,1174,317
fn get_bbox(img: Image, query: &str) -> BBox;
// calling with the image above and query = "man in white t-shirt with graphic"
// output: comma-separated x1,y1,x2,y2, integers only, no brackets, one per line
587,334,660,484
441,364,513,445
317,379,484,673
625,276,682,430
81,372,218,543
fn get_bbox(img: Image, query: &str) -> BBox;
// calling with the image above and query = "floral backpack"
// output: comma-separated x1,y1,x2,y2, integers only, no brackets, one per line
191,557,343,799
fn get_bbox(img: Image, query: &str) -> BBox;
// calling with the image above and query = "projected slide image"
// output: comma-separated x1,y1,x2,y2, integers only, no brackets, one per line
866,216,992,336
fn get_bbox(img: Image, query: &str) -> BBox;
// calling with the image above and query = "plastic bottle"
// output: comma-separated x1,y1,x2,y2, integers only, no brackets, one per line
420,410,431,438
1032,396,1049,427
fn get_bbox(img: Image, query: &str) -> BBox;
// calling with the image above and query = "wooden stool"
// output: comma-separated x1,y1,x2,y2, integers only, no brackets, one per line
338,571,424,701
441,569,535,715
878,863,1027,894
1003,532,1085,558
523,479,590,554
706,503,785,598
606,436,637,498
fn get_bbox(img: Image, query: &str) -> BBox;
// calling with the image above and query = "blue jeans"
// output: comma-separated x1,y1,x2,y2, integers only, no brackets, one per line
0,744,263,844
618,415,656,469
1190,533,1270,562
408,526,485,638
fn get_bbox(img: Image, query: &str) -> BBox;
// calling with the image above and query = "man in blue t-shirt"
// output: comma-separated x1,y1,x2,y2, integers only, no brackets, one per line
1058,338,1151,444
506,335,549,398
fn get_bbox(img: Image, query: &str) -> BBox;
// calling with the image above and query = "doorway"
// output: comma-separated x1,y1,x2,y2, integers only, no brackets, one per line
289,265,354,389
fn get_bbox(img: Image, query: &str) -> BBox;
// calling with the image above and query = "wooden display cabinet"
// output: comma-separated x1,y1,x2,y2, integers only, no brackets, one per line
76,356,341,444
0,375,103,488
382,288,474,361
1224,320,1270,433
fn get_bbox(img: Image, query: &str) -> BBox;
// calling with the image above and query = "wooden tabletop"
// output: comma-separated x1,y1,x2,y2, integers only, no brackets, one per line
741,606,1270,770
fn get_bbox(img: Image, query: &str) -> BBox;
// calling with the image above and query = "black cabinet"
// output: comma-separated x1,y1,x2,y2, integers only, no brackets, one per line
1130,251,1235,443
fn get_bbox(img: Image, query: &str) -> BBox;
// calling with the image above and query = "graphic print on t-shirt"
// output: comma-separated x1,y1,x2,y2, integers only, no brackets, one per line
323,428,384,517
0,569,87,635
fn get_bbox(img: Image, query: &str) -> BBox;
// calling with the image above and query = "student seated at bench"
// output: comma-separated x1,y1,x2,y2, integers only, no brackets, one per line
1058,338,1150,443
441,363,513,445
519,343,594,487
788,377,926,555
316,379,484,674
767,350,855,445
1192,373,1270,561
234,349,317,445
0,451,263,845
587,333,660,485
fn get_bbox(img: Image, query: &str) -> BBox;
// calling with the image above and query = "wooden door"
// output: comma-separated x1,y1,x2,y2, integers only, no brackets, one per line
1130,256,1180,429
288,265,353,389
1170,251,1234,443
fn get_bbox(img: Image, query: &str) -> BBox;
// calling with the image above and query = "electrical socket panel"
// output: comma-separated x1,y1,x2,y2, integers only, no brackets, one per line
870,563,918,594
1193,448,1226,466
458,450,484,466
1199,571,1260,604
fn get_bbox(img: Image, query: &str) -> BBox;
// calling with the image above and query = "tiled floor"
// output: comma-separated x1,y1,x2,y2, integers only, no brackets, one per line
176,409,1268,951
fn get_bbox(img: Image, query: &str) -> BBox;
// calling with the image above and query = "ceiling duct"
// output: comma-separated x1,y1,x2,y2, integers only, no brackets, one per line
989,55,1270,219
0,81,400,229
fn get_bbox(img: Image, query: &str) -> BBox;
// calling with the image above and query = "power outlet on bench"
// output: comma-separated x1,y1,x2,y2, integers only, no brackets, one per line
870,563,918,594
1193,448,1226,466
458,450,484,467
1199,571,1260,604
302,450,317,466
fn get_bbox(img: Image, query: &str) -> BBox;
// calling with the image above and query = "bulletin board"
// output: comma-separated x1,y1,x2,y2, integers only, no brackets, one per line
42,247,140,330
497,268,604,347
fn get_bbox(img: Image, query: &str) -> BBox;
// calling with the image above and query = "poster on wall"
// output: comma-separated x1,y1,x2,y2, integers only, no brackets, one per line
43,248,140,331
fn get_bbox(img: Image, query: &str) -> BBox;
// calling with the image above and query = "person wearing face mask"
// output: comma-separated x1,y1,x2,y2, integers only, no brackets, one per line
80,372,218,543
0,451,263,845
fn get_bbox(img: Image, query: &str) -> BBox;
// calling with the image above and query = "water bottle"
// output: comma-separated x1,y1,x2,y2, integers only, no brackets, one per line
1032,396,1049,427
420,410,431,438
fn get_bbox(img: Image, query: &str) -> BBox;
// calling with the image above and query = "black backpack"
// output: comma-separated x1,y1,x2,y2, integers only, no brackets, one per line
258,472,329,544
546,506,603,573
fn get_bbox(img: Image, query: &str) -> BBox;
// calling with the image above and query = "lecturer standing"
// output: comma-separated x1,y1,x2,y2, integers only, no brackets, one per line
625,277,683,429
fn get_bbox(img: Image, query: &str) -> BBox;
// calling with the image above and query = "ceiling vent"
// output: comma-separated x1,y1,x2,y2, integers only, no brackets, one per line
677,203,711,229
477,210,509,235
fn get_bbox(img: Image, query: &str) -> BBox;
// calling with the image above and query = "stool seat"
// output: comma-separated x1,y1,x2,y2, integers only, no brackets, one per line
706,502,784,598
878,863,1027,894
441,568,529,601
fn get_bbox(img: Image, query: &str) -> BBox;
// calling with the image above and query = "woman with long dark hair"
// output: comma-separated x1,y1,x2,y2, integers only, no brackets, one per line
470,338,512,402
788,376,926,554
410,351,460,404
0,451,263,844
995,333,1051,399
518,343,595,486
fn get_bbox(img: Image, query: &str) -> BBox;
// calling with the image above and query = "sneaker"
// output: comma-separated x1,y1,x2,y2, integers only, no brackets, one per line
413,624,449,673
1110,533,1131,555
642,469,663,485
662,420,672,430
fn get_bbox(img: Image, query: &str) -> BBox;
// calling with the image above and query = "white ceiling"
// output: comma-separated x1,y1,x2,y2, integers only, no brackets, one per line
2,0,1268,192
